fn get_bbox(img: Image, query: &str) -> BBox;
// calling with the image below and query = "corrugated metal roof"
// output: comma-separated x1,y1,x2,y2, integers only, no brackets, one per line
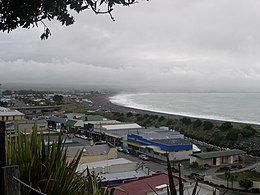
97,170,148,182
0,107,24,116
113,173,179,195
102,123,141,130
65,119,77,127
48,116,67,124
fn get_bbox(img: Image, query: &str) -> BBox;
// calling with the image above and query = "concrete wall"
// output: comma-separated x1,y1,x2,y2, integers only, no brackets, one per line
169,150,193,161
195,158,213,166
0,115,24,121
17,122,48,133
194,155,240,166
148,182,219,195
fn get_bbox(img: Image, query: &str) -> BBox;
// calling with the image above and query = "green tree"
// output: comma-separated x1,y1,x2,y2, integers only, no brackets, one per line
53,94,63,105
0,101,8,107
2,90,12,95
230,174,235,189
224,170,231,188
0,0,136,39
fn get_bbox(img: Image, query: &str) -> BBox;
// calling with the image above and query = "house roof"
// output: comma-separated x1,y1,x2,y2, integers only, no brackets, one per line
102,123,141,130
65,119,77,127
48,116,67,124
66,144,111,157
112,173,179,195
140,129,184,140
0,107,24,116
77,158,132,173
97,170,148,183
191,149,245,159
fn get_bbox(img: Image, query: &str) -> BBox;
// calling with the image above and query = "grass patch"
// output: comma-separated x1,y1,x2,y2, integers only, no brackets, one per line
217,172,260,182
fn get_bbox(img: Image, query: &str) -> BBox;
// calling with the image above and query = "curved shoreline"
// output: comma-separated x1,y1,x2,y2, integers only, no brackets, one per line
90,94,260,130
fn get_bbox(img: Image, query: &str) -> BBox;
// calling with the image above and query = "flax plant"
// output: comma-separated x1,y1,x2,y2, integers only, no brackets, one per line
5,125,93,195
166,155,217,195
167,155,199,195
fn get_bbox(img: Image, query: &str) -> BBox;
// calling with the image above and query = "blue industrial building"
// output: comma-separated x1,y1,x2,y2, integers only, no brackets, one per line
126,131,193,161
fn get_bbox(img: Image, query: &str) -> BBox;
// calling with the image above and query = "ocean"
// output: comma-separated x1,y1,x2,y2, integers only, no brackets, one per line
109,93,260,125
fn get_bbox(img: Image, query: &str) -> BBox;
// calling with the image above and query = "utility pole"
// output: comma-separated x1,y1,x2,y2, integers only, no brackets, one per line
0,121,6,193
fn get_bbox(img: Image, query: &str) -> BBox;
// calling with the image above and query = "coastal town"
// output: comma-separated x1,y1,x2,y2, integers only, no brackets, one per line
1,87,260,195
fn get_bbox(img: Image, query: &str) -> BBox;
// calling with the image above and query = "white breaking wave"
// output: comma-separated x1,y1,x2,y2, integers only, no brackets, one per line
109,93,260,125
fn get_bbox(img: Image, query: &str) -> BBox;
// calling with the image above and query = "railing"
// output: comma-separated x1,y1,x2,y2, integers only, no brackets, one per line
2,165,46,195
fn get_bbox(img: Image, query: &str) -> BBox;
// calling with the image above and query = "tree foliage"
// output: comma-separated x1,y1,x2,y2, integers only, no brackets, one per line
180,117,191,125
53,94,63,104
192,119,202,129
219,122,233,131
0,0,136,39
203,121,214,130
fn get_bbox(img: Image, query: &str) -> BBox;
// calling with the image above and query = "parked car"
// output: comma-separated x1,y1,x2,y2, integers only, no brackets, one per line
117,147,124,152
139,154,149,161
123,149,130,154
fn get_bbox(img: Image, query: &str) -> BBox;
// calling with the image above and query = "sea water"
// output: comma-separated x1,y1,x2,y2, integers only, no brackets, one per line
109,93,260,125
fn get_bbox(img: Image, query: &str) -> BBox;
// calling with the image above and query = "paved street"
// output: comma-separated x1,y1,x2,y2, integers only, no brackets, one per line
118,152,167,173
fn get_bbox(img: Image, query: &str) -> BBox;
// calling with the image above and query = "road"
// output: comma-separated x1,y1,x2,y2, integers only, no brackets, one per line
118,152,167,173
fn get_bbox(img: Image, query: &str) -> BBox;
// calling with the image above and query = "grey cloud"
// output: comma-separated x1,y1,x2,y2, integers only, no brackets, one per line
1,0,260,92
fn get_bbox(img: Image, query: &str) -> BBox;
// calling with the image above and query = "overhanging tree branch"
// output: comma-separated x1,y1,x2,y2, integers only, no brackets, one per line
0,0,137,39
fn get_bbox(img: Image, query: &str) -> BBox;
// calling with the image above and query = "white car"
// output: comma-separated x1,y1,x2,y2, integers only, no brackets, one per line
139,154,149,161
117,147,124,152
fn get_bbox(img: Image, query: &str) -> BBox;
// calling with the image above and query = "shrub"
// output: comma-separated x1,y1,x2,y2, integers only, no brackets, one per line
193,119,202,128
240,126,256,137
6,126,85,194
6,126,117,195
218,166,231,172
181,117,191,125
219,122,233,131
226,129,239,141
126,112,133,117
190,161,199,168
239,178,253,189
203,121,214,130
252,188,260,193
158,116,165,122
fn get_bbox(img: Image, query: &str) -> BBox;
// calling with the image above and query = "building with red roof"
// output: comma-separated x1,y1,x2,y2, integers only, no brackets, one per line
112,173,179,195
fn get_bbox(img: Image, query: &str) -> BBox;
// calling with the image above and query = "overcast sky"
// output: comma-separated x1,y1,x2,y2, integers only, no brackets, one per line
1,0,260,92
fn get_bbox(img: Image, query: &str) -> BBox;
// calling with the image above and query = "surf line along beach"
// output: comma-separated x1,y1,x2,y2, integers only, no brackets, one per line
89,93,260,129
86,93,260,157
